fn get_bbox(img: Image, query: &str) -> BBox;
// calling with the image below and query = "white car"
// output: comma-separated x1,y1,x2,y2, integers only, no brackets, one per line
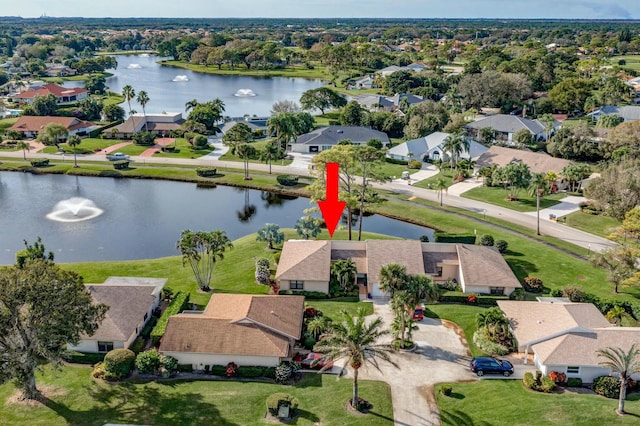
106,152,129,161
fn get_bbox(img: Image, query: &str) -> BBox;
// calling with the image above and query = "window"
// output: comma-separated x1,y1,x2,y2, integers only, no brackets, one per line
490,287,505,295
290,280,304,290
98,341,114,353
567,366,580,374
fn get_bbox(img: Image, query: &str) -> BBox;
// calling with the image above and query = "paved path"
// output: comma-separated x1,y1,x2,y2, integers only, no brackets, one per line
447,178,484,196
524,195,586,221
101,141,132,154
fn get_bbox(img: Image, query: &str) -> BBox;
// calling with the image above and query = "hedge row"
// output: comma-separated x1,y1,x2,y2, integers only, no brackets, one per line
385,157,408,165
150,292,190,345
196,167,217,177
30,158,49,167
439,291,509,306
63,351,106,365
278,290,329,299
201,364,276,378
435,234,477,244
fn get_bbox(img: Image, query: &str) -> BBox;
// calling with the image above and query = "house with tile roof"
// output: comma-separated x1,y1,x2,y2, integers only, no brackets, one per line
8,115,97,138
475,146,571,176
386,131,488,162
290,126,390,154
498,300,640,382
67,277,166,353
275,240,521,298
11,83,88,105
464,114,559,144
103,112,185,138
159,294,305,368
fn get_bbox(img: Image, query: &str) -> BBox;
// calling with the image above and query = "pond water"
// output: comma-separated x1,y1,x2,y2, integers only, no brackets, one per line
0,172,434,264
64,54,325,117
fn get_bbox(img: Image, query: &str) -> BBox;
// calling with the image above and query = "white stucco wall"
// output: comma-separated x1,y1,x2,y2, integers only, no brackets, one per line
280,280,329,294
162,352,281,369
67,339,125,353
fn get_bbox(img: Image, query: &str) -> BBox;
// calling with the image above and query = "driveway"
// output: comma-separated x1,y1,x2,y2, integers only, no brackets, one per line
341,301,470,426
524,195,587,221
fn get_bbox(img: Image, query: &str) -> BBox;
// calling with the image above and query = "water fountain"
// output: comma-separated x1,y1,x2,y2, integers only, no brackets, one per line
234,88,257,97
172,75,189,82
127,63,142,69
46,197,104,223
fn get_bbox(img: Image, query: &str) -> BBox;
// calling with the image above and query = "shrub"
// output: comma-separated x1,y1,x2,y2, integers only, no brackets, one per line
419,235,430,242
523,372,535,389
151,292,190,345
549,371,567,384
473,329,510,355
63,351,105,365
593,376,620,399
196,167,217,177
278,290,328,299
509,288,526,300
550,289,563,297
266,393,299,416
237,366,276,378
277,175,299,186
256,258,271,269
408,160,422,169
541,376,556,393
479,234,494,246
440,384,453,396
225,362,239,377
177,364,193,373
467,293,477,304
275,362,293,384
113,160,130,169
192,134,208,148
103,348,135,380
435,234,477,244
562,285,586,302
136,349,161,374
304,306,320,318
30,158,49,167
255,267,271,285
273,252,281,264
130,337,145,354
523,371,555,392
132,131,156,146
523,276,544,293
495,239,508,253
385,157,408,165
566,377,583,387
303,335,316,350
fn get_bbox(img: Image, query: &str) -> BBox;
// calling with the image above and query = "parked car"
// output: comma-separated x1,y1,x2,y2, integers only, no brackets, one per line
106,152,129,161
412,305,424,321
300,352,333,370
470,356,514,377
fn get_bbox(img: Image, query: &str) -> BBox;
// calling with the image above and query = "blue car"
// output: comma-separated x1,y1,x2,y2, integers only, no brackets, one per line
470,357,514,377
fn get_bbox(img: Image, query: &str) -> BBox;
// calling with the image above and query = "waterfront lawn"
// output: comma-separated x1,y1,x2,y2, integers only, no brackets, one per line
425,304,488,357
412,169,457,190
152,138,214,159
565,211,620,239
436,379,640,426
111,144,149,156
462,186,564,212
313,112,341,127
160,60,331,80
218,139,293,165
0,117,19,133
0,365,393,426
41,138,121,154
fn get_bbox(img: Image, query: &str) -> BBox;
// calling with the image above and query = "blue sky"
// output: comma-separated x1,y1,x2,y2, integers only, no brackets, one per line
5,1,640,19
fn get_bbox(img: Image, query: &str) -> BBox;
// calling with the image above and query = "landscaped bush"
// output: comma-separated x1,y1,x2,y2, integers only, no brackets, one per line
255,265,271,285
541,376,556,393
151,291,190,345
256,258,271,269
523,371,555,393
523,276,544,293
196,167,217,177
278,290,328,299
440,384,453,396
566,377,583,387
225,362,239,377
479,234,494,246
385,157,408,165
562,286,586,302
303,335,316,350
523,372,535,389
266,393,299,416
160,354,178,374
495,239,508,253
276,175,299,186
473,329,510,355
434,234,477,244
192,134,208,149
103,348,135,380
63,350,105,365
30,158,49,167
439,280,460,292
592,376,620,398
439,291,508,306
237,366,276,378
113,160,130,169
136,349,161,374
274,361,301,384
132,131,156,146
549,371,567,384
177,364,193,373
509,288,526,300
130,337,145,354
408,160,422,169
140,316,158,338
273,252,281,264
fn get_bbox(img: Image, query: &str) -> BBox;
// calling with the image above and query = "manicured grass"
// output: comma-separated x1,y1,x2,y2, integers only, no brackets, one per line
310,298,375,321
313,112,341,127
160,60,331,80
0,117,19,132
462,186,565,213
425,304,488,357
41,138,122,154
152,138,214,159
218,139,293,165
112,144,149,156
436,379,640,426
565,211,621,239
0,365,393,426
377,162,412,179
609,54,640,70
412,169,457,189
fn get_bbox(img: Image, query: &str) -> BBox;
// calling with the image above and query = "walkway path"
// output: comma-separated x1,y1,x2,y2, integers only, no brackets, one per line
139,138,176,157
524,195,586,221
446,178,484,196
101,141,132,154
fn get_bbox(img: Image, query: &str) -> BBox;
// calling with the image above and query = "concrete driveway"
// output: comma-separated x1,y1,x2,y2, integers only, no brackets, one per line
341,301,471,426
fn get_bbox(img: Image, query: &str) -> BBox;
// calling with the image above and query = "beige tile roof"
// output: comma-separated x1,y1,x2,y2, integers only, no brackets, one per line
457,244,521,289
476,146,571,174
9,116,94,133
84,284,160,341
275,240,331,281
533,328,640,366
331,249,367,273
497,301,612,346
366,240,425,283
159,294,305,357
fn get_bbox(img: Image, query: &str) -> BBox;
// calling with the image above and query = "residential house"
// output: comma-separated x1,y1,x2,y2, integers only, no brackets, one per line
348,75,376,90
587,105,640,123
351,93,429,113
275,240,521,297
289,126,390,154
44,65,77,77
464,114,558,143
498,300,640,383
376,65,405,77
386,131,488,162
11,83,88,105
8,115,97,138
67,277,166,353
159,294,305,368
220,116,268,138
475,146,571,180
104,112,186,138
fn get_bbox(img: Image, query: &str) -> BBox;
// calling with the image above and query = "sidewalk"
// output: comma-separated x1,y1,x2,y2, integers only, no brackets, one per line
447,178,484,196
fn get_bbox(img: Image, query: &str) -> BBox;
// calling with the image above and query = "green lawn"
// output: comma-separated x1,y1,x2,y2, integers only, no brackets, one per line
160,60,331,80
377,162,412,179
425,304,488,357
609,54,640,70
41,138,122,154
0,365,393,426
436,380,640,426
313,112,341,127
462,186,565,213
565,211,621,239
112,144,150,156
412,169,457,190
152,138,214,159
218,139,292,166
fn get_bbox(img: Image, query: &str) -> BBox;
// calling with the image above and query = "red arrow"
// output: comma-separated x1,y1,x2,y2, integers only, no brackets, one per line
318,162,346,237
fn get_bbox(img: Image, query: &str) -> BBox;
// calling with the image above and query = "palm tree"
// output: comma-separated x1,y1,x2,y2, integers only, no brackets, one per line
606,306,633,326
331,259,357,294
122,85,136,117
67,135,82,168
185,98,199,112
267,113,297,156
314,308,397,411
306,316,332,340
442,132,470,168
529,173,546,236
378,263,408,298
596,345,640,415
16,141,30,160
434,177,448,206
136,90,150,132
175,230,233,292
236,143,256,180
256,223,284,250
259,141,279,174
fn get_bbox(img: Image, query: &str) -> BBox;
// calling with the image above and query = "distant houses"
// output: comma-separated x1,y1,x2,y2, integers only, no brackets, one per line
9,115,97,138
386,131,488,163
10,83,88,105
350,93,430,113
464,114,559,144
104,112,185,138
290,125,389,154
587,105,640,123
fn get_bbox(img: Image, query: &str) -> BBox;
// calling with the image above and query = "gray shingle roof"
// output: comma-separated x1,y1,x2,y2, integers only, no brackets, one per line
294,126,390,146
465,114,547,135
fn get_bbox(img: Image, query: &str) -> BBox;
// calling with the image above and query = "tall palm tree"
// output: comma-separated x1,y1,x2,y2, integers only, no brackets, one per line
442,132,470,168
175,230,233,292
434,177,448,207
185,98,199,112
67,135,82,168
236,143,256,180
596,345,640,415
136,90,150,132
378,263,408,298
259,141,279,174
122,85,135,117
529,173,546,236
16,141,30,160
314,308,397,411
267,113,297,156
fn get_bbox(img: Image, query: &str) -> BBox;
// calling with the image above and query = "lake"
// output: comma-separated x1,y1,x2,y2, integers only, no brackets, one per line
0,172,434,265
64,54,325,117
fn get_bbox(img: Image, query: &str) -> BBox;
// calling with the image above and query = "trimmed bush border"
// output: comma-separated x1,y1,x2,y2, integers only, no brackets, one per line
196,167,218,177
150,292,190,345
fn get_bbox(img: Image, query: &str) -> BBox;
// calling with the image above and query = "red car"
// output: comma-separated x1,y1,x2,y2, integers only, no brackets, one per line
412,306,424,321
301,352,333,370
